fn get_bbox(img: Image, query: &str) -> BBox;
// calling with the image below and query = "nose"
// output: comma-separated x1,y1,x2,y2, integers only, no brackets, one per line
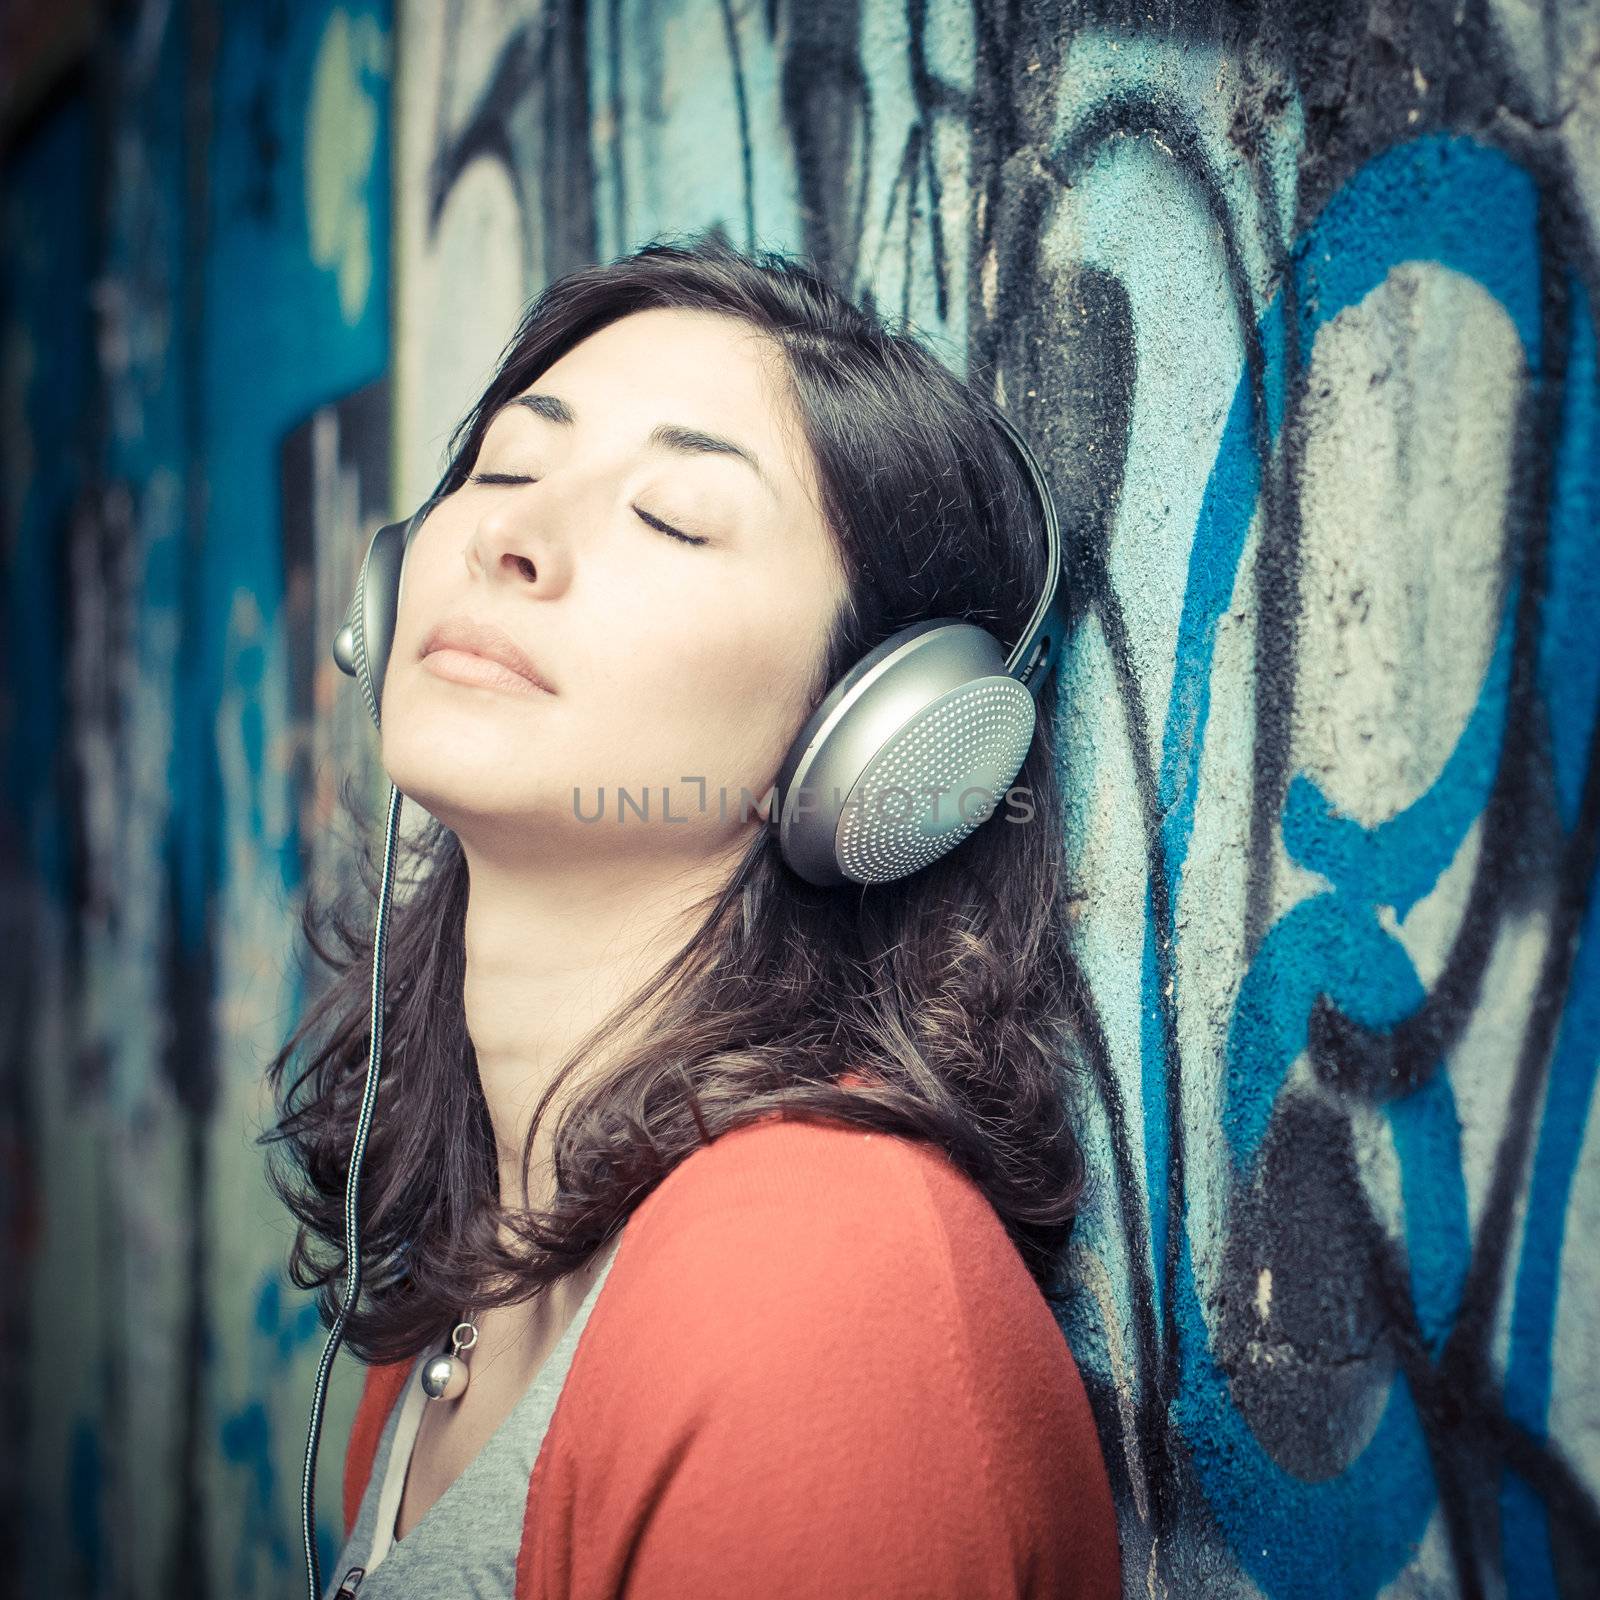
465,482,572,593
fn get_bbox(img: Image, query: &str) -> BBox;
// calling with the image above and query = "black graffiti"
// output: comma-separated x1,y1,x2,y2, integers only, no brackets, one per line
963,18,1600,1600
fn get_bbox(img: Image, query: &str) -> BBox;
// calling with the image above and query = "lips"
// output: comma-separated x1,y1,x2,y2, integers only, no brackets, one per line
421,614,556,693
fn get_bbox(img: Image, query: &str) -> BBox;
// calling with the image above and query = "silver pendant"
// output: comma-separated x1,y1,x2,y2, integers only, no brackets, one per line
421,1318,478,1401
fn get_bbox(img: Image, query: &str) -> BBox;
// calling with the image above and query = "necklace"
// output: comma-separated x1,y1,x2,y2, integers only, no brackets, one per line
420,1313,479,1401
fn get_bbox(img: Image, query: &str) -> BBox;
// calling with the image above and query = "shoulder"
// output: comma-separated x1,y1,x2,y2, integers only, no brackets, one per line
614,1112,1008,1342
643,1110,958,1240
536,1113,1119,1595
635,1105,1005,1252
597,1109,1067,1378
617,1111,1060,1347
613,1114,1013,1454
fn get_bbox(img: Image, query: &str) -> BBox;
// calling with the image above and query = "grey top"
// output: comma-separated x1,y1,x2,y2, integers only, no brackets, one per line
324,1231,626,1599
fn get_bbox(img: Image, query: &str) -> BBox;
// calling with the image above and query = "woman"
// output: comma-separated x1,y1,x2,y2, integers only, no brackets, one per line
263,232,1120,1599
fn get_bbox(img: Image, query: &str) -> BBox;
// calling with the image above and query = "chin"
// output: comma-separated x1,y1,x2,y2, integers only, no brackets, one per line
384,754,574,827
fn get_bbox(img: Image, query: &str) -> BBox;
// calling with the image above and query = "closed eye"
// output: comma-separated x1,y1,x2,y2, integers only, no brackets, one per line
632,506,709,547
467,471,709,547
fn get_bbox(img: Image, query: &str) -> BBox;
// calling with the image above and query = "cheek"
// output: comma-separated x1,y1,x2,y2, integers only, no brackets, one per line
622,599,823,766
394,536,450,642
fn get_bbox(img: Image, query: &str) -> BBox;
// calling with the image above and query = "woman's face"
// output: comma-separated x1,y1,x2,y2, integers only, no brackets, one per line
380,307,851,864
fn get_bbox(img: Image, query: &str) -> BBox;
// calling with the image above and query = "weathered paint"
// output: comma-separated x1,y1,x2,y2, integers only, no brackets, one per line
2,1,1595,1596
2,2,392,1595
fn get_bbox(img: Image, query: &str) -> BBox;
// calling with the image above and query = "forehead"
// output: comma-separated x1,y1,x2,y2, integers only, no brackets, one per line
540,306,783,407
491,309,820,505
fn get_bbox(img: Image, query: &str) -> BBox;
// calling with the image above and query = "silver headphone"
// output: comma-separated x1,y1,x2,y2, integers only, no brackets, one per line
331,408,1066,886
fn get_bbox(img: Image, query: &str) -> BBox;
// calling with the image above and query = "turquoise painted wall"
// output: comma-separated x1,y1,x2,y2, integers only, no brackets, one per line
1,1,1595,1595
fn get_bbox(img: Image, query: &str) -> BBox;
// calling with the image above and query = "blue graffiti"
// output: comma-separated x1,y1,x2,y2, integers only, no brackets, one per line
1106,131,1598,1599
1500,276,1600,1596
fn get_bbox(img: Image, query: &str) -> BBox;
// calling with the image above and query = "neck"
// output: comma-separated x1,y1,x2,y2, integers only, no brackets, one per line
459,835,748,1218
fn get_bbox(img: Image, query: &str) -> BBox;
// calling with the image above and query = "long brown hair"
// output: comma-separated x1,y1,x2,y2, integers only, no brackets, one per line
260,230,1091,1367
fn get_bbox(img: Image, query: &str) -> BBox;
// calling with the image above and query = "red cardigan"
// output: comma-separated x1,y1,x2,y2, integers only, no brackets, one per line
342,1109,1120,1598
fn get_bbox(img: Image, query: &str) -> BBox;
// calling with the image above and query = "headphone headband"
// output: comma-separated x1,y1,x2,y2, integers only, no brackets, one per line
986,408,1065,690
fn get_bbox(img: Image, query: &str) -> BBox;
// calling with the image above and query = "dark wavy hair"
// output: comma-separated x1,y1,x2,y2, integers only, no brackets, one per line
260,229,1091,1367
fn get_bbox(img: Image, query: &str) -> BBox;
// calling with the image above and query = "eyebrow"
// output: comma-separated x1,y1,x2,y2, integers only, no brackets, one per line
494,390,776,499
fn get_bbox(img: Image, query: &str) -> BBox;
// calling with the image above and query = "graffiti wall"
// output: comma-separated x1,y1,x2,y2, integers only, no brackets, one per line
1,0,1594,1595
1,1,393,1593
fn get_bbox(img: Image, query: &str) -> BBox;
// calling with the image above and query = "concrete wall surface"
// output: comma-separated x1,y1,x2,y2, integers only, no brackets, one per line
1,0,1595,1595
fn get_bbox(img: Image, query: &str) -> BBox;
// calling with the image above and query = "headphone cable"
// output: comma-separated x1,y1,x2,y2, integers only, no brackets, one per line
300,780,405,1600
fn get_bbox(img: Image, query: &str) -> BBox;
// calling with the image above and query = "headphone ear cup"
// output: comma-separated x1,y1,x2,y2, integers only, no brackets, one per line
773,619,1039,887
332,518,410,732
